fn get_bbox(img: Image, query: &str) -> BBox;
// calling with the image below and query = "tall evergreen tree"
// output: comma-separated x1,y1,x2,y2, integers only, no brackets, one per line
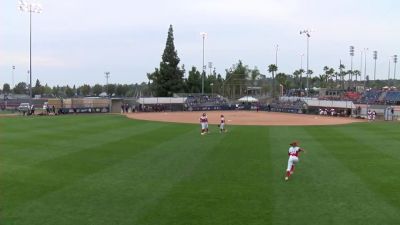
2,83,11,94
148,25,185,96
186,66,202,93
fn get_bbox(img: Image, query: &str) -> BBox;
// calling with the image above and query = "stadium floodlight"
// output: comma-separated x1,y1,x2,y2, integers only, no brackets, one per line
200,32,207,95
105,72,110,97
300,30,312,94
18,0,42,103
364,48,368,82
350,46,355,83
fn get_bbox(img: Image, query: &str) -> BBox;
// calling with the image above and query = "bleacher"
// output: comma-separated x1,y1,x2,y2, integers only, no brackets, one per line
343,91,361,101
270,99,306,113
359,90,382,104
384,91,400,104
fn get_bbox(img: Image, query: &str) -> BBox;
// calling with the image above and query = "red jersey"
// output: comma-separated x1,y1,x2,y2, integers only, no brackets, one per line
220,117,225,124
288,146,302,157
200,116,208,123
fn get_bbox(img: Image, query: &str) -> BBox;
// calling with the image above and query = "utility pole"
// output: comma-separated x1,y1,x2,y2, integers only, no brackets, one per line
393,55,398,80
12,66,16,91
388,58,391,84
200,32,207,95
373,51,377,81
275,44,279,68
105,72,110,97
300,30,311,95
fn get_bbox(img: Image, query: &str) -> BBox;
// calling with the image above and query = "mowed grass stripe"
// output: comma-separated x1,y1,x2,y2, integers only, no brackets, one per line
1,118,193,213
2,123,213,225
305,125,400,224
134,126,273,225
330,122,400,160
267,126,399,225
1,115,162,167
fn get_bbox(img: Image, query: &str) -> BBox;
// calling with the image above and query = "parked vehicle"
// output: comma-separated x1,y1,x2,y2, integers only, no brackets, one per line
18,103,30,112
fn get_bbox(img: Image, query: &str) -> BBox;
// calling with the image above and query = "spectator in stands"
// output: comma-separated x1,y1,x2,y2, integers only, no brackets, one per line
125,104,129,113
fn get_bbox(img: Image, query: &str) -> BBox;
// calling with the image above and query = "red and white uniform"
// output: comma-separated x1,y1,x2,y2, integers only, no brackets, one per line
220,116,225,130
200,115,208,131
367,110,372,121
286,145,303,179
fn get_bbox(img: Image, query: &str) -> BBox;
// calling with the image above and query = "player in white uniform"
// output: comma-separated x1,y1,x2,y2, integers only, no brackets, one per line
219,114,227,133
285,141,305,181
200,113,209,135
367,110,372,121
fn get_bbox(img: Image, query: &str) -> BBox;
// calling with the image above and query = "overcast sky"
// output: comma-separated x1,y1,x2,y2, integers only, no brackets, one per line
1,0,400,87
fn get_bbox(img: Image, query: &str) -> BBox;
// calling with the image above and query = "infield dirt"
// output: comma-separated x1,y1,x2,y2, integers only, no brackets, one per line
126,111,363,126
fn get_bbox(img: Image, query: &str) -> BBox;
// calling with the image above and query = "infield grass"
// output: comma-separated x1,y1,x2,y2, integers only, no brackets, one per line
1,114,399,225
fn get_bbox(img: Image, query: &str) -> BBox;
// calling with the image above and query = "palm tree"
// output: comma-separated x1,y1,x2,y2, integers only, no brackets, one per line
307,69,313,90
338,64,346,89
299,69,305,89
323,66,329,87
276,73,288,96
353,70,361,88
347,70,353,81
326,68,335,88
318,74,328,88
353,70,361,82
268,64,278,97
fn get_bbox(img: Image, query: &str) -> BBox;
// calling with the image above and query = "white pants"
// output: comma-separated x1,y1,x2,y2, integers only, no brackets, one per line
287,156,299,171
220,123,225,130
201,123,208,130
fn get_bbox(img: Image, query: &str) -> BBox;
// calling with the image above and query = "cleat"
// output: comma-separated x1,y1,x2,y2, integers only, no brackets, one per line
285,177,289,181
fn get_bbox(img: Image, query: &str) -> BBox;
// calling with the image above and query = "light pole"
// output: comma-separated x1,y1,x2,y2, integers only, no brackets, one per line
349,46,354,81
364,48,368,81
275,44,279,68
200,32,207,95
393,55,398,80
105,72,110,97
373,51,377,81
12,66,16,91
300,53,304,70
363,48,368,88
18,0,42,103
300,30,311,94
388,57,391,84
360,50,363,80
300,53,304,90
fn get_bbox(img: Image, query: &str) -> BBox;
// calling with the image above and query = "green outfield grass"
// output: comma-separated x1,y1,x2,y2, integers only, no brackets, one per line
1,114,400,225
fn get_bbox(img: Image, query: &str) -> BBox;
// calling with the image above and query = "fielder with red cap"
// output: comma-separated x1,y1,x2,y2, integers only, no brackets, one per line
285,141,305,181
199,112,209,135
